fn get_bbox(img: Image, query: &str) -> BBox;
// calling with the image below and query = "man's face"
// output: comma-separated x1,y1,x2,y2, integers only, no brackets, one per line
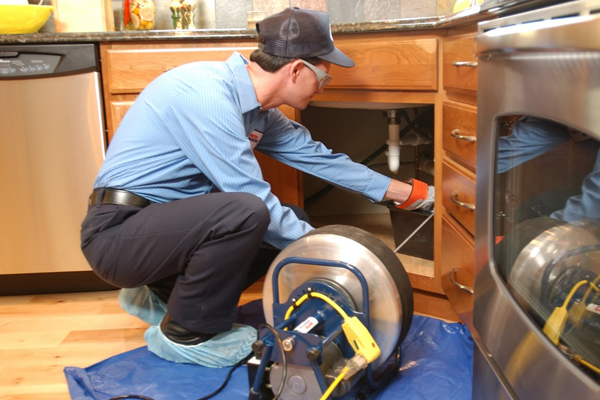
291,60,331,110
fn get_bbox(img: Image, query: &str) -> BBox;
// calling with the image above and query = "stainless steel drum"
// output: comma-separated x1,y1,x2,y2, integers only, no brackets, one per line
497,217,600,330
503,219,600,372
262,225,413,369
506,219,600,313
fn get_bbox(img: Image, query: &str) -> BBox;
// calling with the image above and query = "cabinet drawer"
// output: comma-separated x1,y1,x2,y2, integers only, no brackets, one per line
442,159,476,235
443,35,477,93
441,214,474,330
329,34,438,91
443,101,477,170
105,47,255,94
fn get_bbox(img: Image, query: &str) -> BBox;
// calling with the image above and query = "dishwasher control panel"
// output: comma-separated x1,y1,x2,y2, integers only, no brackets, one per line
0,52,61,77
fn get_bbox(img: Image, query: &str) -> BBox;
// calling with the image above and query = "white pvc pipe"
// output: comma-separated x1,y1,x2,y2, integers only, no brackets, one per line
387,121,401,173
419,157,435,176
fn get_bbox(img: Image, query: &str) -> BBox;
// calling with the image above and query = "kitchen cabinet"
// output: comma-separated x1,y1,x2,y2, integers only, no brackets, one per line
440,30,478,331
442,34,478,93
441,160,476,236
327,34,438,91
442,101,477,169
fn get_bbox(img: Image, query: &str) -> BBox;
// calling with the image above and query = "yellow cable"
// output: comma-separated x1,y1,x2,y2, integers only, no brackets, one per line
569,278,600,326
574,354,600,375
284,293,309,321
282,291,378,397
544,280,588,345
319,367,348,400
561,280,590,308
284,291,350,322
281,289,353,400
580,275,600,304
567,279,600,376
308,292,350,320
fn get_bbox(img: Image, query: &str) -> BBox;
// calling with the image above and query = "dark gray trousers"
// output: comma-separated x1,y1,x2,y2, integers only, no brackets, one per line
81,191,308,334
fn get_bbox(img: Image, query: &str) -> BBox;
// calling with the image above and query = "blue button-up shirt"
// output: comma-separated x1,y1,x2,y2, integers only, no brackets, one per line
497,116,600,223
95,52,391,249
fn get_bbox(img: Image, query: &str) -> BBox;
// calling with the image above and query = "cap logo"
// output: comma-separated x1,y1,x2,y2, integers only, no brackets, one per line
257,8,355,68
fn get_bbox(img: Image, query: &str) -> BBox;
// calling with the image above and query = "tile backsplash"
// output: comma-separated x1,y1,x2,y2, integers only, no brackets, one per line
36,0,457,33
112,0,457,30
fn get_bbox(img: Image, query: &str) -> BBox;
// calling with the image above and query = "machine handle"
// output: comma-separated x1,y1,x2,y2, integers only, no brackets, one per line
452,61,478,67
450,129,477,142
272,256,371,328
450,268,474,294
450,191,476,211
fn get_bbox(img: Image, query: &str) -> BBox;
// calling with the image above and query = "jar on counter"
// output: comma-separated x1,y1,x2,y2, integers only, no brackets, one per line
124,0,155,30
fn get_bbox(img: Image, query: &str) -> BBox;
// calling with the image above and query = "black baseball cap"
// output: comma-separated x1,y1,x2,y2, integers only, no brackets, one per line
256,7,355,68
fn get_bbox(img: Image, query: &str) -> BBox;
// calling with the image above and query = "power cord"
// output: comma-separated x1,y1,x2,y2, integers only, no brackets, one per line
107,352,253,400
543,279,600,376
284,291,381,400
257,323,287,400
543,279,598,344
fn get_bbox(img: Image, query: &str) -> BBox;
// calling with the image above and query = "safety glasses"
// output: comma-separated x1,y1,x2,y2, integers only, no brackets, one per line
300,60,332,89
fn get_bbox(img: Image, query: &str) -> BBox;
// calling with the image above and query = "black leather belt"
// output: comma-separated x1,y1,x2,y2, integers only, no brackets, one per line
89,188,151,208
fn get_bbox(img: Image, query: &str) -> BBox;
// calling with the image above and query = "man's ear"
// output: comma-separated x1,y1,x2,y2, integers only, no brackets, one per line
289,60,303,83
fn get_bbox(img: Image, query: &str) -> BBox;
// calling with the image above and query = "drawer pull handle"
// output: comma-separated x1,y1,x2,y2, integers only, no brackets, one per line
451,129,477,142
450,268,474,294
450,191,475,211
452,61,478,67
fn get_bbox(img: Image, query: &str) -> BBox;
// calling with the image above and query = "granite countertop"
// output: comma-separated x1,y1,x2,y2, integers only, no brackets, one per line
0,8,489,45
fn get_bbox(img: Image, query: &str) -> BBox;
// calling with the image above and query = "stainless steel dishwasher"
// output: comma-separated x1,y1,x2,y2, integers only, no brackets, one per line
0,44,107,293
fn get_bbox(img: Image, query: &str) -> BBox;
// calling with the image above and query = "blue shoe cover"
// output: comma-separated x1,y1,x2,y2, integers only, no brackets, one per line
144,323,257,368
118,286,168,326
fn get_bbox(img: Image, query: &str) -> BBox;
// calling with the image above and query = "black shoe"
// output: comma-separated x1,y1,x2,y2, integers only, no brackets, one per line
159,313,216,346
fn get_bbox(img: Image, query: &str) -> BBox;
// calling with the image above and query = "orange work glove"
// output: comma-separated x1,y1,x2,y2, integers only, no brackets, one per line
395,178,434,211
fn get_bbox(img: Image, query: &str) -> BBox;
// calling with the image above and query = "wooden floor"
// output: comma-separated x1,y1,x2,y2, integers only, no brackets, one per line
0,282,264,400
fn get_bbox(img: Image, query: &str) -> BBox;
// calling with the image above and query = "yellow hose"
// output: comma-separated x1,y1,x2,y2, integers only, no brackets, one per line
308,292,350,320
580,276,600,303
319,367,348,400
574,354,600,375
561,280,590,308
284,293,309,321
284,291,350,323
546,279,600,375
282,291,377,399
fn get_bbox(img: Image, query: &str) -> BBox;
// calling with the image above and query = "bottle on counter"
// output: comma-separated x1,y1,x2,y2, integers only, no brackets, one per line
124,0,156,30
170,0,196,30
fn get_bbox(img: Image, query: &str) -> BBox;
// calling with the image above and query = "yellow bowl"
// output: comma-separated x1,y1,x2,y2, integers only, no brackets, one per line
0,5,53,34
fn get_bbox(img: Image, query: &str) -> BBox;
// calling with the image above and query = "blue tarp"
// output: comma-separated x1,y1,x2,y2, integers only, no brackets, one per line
65,310,473,400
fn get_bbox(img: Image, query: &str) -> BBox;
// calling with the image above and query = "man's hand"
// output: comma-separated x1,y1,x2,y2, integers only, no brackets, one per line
394,178,434,211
